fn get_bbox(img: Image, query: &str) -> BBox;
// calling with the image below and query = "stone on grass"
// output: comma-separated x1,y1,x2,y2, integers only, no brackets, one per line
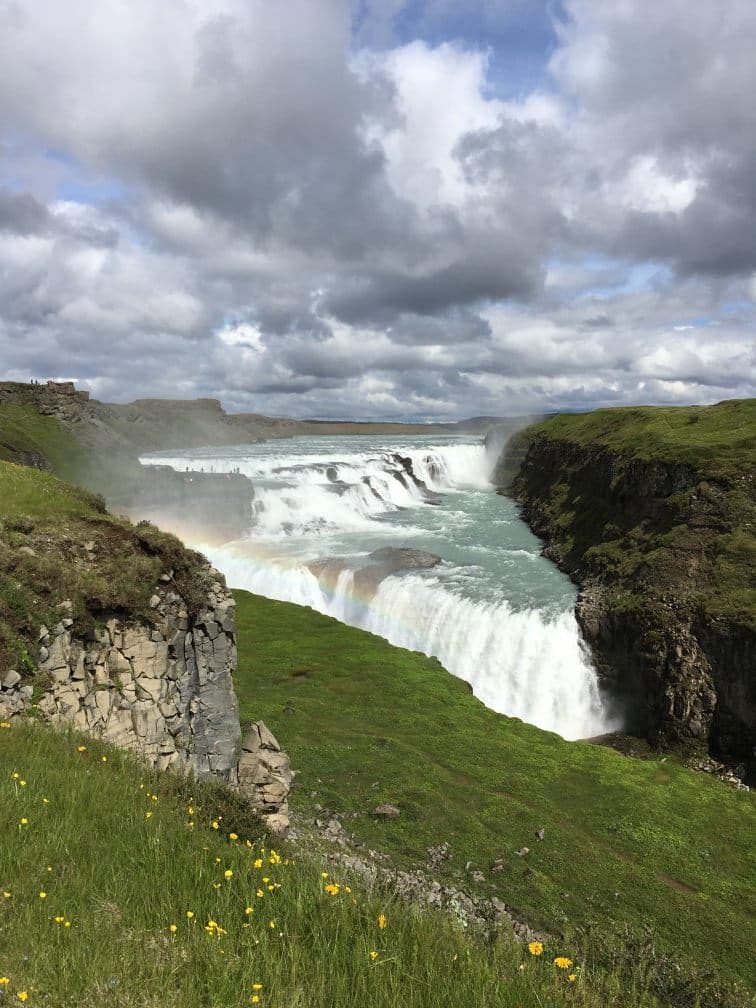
372,803,401,820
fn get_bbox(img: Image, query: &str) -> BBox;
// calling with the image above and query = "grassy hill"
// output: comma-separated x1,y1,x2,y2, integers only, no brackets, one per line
1,720,687,1008
518,399,756,481
231,590,756,999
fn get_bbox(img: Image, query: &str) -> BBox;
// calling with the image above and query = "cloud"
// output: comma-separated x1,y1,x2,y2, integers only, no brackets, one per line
0,0,753,419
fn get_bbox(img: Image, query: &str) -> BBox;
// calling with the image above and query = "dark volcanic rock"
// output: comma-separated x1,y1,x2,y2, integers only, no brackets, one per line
354,547,442,596
365,547,442,572
309,546,443,600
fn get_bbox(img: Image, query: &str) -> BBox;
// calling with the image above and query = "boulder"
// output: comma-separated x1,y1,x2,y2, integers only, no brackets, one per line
372,803,401,820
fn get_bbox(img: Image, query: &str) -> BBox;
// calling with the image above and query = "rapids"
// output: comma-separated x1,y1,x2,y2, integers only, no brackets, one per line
142,435,615,740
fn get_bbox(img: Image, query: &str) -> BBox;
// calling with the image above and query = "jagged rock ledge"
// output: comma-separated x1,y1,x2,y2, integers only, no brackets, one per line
0,566,293,833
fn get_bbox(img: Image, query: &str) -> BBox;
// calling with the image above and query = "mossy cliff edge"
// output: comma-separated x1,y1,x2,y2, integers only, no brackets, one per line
0,460,292,830
493,400,755,775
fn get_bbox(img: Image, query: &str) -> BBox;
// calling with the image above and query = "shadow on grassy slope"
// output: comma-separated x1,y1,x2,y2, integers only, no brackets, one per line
232,589,756,994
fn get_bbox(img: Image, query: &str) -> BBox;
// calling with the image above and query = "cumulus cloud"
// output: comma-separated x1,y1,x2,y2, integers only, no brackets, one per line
0,0,754,418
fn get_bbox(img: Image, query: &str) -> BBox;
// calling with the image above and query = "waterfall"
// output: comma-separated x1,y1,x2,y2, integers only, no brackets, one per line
144,436,617,741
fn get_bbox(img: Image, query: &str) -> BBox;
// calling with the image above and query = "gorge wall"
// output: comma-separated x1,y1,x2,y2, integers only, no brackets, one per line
493,402,756,778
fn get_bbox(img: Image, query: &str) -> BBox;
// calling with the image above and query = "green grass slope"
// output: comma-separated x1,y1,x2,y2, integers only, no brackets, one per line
0,403,88,482
2,721,670,1008
499,399,756,630
520,399,756,481
0,459,211,674
232,589,756,996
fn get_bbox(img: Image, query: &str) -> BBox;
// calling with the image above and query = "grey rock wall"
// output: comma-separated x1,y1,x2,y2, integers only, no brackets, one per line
0,567,293,831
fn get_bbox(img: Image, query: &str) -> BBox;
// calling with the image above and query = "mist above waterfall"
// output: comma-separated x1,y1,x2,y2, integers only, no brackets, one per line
144,434,616,740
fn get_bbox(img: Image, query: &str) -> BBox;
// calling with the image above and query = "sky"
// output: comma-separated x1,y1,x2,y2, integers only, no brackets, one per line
1,0,755,420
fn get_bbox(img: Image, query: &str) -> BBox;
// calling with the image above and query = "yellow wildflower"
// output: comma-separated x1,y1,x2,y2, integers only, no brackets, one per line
224,869,233,880
568,974,578,983
77,745,87,752
186,911,195,919
370,951,379,961
39,891,47,899
254,858,263,869
245,907,254,915
19,818,28,826
145,811,153,819
321,871,329,878
554,956,573,970
41,798,49,804
3,891,11,899
378,913,387,929
187,806,194,815
268,920,275,928
229,832,238,841
64,921,71,928
169,924,177,933
54,916,65,924
250,998,260,1005
324,883,340,895
528,941,544,956
211,820,219,830
0,978,9,985
11,772,19,779
0,721,11,728
256,889,264,898
212,882,221,890
252,983,263,991
16,992,28,1002
101,756,107,763
19,780,26,786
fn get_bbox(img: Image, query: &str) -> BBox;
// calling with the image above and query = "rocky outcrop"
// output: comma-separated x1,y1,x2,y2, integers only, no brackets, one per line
309,547,442,599
496,418,755,779
0,569,293,831
236,722,294,835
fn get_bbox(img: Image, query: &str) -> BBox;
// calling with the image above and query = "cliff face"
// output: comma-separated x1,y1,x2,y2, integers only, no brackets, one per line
496,402,755,778
1,565,293,832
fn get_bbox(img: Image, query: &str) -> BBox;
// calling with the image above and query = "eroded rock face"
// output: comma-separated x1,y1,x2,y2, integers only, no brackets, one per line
0,569,292,832
235,722,294,836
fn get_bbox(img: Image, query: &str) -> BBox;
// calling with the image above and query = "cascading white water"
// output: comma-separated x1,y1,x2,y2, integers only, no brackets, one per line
362,575,606,737
147,442,491,537
144,435,617,741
